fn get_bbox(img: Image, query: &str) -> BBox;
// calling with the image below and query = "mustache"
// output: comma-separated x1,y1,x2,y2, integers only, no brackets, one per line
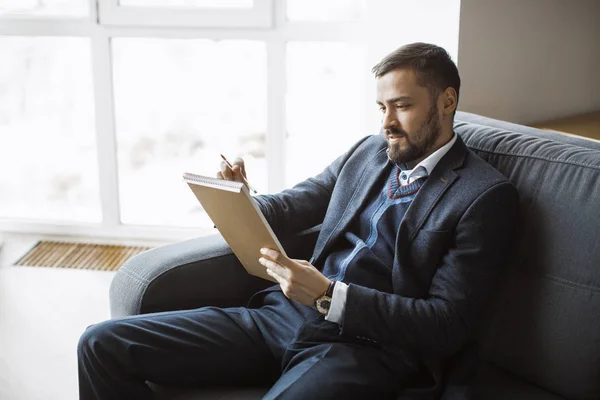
384,128,407,137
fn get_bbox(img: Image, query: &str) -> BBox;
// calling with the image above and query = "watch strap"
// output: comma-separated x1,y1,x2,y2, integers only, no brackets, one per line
325,280,336,298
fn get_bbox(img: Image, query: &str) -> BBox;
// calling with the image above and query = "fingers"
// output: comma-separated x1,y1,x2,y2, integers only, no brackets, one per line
260,248,290,266
266,269,300,303
259,256,290,280
218,158,246,183
263,262,298,301
234,158,246,179
259,248,294,284
259,250,325,306
219,161,233,180
261,258,292,299
265,267,284,285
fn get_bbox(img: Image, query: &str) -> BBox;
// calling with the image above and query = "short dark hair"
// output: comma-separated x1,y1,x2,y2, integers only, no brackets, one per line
372,42,461,106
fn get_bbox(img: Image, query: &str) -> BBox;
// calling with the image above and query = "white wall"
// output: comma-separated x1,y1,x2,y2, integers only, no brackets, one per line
457,0,600,124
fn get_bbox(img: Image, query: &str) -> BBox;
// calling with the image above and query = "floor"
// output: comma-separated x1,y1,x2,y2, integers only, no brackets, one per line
0,232,167,400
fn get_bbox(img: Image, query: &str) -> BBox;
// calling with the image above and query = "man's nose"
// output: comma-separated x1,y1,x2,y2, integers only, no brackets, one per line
382,110,399,130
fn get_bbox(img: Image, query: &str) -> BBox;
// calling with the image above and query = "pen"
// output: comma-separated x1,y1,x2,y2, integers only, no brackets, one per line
220,154,258,194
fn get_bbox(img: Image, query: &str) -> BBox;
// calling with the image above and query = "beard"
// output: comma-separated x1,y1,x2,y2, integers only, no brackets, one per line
386,102,442,165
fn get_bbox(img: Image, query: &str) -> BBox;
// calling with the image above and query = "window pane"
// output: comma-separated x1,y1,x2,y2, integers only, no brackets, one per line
119,0,252,8
286,42,366,187
0,37,99,222
113,39,267,228
0,0,88,17
287,0,365,22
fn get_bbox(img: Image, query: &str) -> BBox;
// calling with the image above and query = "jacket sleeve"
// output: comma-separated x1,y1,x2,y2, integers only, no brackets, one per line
339,181,519,357
253,136,372,240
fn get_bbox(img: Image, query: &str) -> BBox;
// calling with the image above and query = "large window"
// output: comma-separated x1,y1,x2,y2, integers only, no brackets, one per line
287,0,365,22
112,38,267,227
0,0,459,239
285,41,366,187
0,0,89,17
0,36,99,223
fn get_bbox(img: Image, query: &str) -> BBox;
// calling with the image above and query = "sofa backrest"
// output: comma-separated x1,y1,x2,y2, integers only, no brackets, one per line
454,112,600,400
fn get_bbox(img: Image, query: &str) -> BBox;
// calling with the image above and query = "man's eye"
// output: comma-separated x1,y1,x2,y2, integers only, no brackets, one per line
396,104,410,109
378,107,386,113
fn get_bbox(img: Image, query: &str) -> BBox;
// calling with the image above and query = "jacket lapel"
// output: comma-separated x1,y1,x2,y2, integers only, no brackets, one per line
395,136,468,257
311,145,391,265
311,134,468,266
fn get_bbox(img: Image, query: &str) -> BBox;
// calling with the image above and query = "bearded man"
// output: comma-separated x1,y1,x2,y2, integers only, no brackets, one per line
78,42,518,400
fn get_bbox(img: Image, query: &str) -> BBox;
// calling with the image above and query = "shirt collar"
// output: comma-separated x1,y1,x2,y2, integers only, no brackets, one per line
401,133,457,177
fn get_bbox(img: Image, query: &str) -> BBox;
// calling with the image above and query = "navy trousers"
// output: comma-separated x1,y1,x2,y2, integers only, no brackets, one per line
78,291,415,399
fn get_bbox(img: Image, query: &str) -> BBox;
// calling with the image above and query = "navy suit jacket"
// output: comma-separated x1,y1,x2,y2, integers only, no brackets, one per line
253,133,519,396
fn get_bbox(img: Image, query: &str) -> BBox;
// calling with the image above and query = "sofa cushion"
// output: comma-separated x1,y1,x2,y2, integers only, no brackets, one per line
151,362,567,400
151,384,267,400
454,113,600,400
474,363,565,400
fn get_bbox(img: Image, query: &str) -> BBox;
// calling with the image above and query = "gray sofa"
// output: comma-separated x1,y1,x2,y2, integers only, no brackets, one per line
109,112,600,399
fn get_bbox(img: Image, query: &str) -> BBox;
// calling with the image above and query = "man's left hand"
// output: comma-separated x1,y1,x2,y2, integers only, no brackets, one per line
259,248,331,306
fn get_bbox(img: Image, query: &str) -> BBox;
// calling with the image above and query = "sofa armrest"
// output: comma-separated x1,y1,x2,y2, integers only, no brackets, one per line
109,226,320,318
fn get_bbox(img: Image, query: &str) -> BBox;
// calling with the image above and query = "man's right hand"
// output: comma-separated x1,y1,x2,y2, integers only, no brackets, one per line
217,157,248,184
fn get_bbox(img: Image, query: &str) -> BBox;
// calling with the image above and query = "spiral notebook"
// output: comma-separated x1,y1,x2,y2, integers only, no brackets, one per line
183,172,285,282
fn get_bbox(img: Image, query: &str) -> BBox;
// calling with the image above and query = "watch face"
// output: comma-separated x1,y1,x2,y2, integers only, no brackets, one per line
316,296,332,315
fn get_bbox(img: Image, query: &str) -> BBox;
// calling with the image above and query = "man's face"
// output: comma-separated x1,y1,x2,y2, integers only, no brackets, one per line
376,68,442,166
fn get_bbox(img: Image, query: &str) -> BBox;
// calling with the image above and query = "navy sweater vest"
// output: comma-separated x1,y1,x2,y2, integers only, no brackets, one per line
320,165,427,292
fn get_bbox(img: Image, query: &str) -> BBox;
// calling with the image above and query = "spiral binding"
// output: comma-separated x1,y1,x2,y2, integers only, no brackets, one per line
183,172,245,192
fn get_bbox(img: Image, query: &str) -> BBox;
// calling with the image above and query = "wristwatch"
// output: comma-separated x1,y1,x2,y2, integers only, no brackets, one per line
315,280,336,315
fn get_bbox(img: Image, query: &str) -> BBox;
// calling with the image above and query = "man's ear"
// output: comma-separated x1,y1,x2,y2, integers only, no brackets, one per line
442,87,457,115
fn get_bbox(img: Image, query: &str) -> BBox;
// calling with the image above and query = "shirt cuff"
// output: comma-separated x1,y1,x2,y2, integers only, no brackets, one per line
324,281,348,324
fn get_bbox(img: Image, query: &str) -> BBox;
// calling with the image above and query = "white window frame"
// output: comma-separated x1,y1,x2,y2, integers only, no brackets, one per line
98,0,274,28
0,0,368,241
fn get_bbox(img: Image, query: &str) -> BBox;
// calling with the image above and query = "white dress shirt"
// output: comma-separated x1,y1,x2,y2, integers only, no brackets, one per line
325,133,457,324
